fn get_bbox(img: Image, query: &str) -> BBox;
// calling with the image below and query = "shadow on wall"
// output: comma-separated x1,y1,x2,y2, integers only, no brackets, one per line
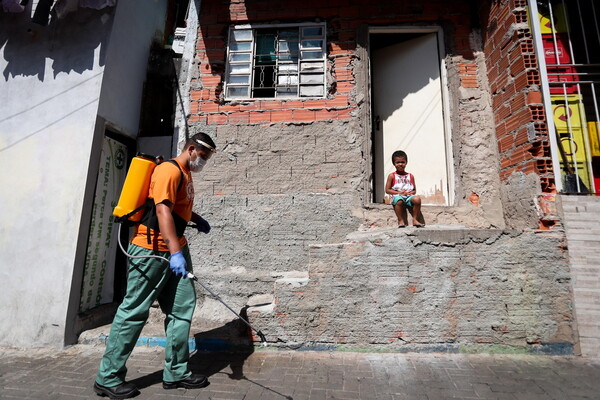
0,5,114,81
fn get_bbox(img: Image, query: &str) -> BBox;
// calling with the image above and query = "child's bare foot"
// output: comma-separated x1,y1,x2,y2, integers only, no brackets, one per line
398,220,407,228
413,223,425,228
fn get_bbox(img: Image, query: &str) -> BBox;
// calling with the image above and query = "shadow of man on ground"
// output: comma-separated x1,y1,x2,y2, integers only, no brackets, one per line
190,317,254,380
129,314,257,390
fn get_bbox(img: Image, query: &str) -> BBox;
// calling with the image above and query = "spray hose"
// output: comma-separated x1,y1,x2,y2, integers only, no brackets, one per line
186,272,267,344
116,223,268,345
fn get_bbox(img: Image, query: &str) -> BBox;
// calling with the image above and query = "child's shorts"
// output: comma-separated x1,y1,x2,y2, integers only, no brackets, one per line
391,194,415,207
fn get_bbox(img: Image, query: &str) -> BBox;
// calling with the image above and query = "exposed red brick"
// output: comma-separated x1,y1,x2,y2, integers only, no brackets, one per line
498,135,515,153
335,69,354,80
337,108,354,120
228,112,250,123
229,2,246,12
526,91,542,105
218,104,241,113
293,109,316,121
303,100,328,109
509,56,526,77
281,100,304,109
187,114,205,123
207,113,228,125
510,93,526,113
200,101,220,113
325,95,350,108
335,56,353,68
271,110,294,122
515,128,530,146
249,111,271,123
336,81,355,93
496,121,508,138
260,101,286,110
458,63,477,75
190,90,202,101
315,109,338,121
461,76,478,88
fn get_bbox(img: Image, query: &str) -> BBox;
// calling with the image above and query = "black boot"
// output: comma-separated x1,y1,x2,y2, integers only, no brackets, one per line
93,381,139,399
163,373,209,389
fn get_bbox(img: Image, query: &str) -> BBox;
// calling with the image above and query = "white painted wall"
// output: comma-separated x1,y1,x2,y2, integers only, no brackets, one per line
0,8,111,348
98,0,168,138
0,0,169,348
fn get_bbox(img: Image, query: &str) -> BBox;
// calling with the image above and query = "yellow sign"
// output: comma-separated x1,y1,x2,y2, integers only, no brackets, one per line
538,4,568,34
551,94,593,190
588,122,600,158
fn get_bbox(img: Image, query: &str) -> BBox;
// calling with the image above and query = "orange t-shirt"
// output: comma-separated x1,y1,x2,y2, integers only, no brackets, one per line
131,160,194,251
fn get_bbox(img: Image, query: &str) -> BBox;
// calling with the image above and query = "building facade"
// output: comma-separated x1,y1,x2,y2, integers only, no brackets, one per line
2,0,599,357
183,0,599,355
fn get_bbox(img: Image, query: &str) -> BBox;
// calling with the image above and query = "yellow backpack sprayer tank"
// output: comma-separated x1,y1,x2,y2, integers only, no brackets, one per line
113,153,157,222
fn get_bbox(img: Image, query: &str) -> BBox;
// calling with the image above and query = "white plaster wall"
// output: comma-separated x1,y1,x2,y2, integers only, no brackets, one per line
0,8,112,348
0,0,169,348
98,0,169,138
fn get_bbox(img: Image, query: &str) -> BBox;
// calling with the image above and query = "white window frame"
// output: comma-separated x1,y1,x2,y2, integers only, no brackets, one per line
225,22,327,100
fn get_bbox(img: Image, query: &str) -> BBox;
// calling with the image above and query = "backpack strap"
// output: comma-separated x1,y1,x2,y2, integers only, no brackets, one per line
139,159,188,244
166,159,184,193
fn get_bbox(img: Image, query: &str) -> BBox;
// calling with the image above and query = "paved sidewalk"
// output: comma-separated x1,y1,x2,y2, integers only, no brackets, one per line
1,345,600,400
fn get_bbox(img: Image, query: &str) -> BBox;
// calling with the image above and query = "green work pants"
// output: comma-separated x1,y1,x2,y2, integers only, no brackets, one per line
96,244,196,387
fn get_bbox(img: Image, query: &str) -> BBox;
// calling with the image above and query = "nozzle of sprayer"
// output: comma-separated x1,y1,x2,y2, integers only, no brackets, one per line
186,272,268,346
257,331,267,346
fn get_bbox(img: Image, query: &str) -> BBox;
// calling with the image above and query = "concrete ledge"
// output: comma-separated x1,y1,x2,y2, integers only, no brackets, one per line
79,334,255,353
78,332,574,355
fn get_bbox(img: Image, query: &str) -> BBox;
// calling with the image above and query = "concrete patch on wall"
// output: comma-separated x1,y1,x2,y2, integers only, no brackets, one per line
500,171,541,229
274,271,310,288
244,228,575,352
441,50,506,229
193,120,365,196
182,192,362,332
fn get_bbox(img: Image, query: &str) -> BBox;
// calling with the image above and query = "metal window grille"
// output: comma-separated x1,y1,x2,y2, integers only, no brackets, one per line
225,23,327,99
531,0,600,194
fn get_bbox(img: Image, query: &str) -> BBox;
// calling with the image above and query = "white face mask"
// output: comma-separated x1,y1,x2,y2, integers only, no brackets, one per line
189,156,207,172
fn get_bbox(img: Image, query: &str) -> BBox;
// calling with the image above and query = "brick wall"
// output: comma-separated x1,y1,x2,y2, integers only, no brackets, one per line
483,0,555,193
190,0,359,128
191,0,474,129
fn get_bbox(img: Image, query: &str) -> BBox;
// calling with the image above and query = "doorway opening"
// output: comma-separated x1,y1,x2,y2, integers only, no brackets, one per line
369,28,452,205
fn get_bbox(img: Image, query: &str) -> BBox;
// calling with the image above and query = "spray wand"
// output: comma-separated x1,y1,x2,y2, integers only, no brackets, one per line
116,224,268,345
186,272,267,345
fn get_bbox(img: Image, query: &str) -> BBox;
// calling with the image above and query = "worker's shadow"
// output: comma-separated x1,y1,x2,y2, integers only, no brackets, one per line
188,317,255,380
129,311,255,388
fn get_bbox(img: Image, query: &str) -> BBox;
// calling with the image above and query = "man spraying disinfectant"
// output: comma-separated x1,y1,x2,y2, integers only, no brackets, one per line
94,133,216,399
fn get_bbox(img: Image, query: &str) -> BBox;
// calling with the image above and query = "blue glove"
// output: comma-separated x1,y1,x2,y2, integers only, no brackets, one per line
169,252,187,278
195,216,211,234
